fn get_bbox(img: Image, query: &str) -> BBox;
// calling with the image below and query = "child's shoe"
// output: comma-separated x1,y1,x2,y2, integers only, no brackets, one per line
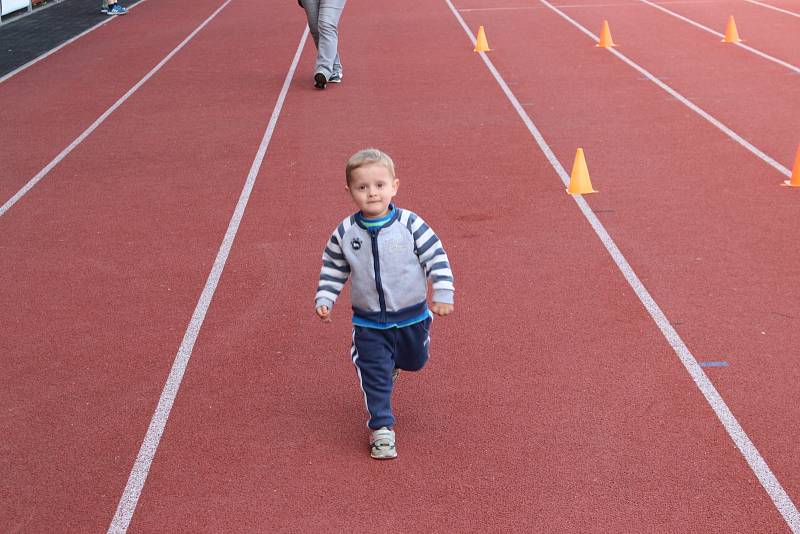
329,72,342,83
314,72,327,89
370,427,397,460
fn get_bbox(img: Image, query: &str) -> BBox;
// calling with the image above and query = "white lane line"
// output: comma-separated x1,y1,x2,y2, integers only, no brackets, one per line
0,0,148,85
445,0,800,531
459,6,538,10
0,0,231,219
538,0,792,178
459,3,640,9
641,0,800,74
106,25,309,534
744,0,800,17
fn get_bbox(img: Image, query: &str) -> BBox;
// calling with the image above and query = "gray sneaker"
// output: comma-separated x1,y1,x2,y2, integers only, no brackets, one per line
329,72,342,83
370,427,397,460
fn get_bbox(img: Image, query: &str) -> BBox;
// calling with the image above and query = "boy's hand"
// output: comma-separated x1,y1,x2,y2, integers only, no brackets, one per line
316,305,331,322
431,302,453,317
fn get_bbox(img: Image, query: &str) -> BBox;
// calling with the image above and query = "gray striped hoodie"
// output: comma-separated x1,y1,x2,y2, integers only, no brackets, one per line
315,205,454,328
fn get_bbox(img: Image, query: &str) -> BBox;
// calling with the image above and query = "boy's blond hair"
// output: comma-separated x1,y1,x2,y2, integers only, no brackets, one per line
346,148,396,185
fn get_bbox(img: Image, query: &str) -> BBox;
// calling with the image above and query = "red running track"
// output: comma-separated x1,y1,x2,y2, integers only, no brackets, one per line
543,0,800,166
635,0,800,65
456,0,800,519
0,0,236,204
2,0,799,531
127,0,794,532
1,0,303,531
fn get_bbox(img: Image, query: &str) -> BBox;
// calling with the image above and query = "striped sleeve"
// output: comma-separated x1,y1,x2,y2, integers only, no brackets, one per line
315,218,352,309
402,210,455,304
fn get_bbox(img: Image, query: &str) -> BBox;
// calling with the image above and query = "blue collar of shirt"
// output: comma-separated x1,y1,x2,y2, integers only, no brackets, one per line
355,204,398,229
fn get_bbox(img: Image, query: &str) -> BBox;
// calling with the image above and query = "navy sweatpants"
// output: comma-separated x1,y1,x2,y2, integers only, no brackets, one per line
351,317,431,430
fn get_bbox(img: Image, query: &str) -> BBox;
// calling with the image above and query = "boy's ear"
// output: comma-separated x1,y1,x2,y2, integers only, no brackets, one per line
393,178,400,191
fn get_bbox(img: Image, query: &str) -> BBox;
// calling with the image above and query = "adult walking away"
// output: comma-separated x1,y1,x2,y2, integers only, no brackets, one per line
298,0,346,89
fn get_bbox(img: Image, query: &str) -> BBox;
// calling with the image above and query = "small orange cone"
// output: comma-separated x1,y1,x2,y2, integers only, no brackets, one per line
781,145,800,188
722,15,741,43
567,148,598,195
474,26,491,52
596,20,616,48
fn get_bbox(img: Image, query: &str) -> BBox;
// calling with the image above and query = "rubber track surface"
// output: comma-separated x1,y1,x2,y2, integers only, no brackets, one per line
1,0,798,531
1,0,300,530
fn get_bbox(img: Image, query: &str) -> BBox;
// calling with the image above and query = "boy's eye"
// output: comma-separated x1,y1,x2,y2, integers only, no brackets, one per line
376,183,384,189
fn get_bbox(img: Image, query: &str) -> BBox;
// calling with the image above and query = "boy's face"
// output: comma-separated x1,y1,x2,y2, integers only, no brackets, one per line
347,163,399,218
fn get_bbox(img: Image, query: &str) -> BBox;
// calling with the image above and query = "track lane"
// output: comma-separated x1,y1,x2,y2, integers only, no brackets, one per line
640,0,800,65
124,0,789,531
744,0,800,17
0,0,226,207
541,0,800,167
107,22,309,534
458,0,800,523
636,0,799,73
0,1,301,530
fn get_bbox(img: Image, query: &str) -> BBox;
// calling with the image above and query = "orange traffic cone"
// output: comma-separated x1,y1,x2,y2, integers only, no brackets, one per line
722,15,741,43
781,145,800,188
596,20,616,48
474,26,491,52
567,148,597,195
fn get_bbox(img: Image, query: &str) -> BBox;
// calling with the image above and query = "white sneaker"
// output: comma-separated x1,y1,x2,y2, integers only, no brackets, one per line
370,427,397,459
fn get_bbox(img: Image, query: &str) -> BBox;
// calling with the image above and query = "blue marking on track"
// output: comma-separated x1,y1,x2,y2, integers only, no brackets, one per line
699,361,729,367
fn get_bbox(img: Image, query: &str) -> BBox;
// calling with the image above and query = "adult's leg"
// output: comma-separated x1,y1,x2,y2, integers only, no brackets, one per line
314,0,346,78
302,0,321,50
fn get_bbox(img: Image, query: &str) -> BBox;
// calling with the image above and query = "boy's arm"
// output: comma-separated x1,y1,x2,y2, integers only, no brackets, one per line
405,213,454,307
315,225,351,315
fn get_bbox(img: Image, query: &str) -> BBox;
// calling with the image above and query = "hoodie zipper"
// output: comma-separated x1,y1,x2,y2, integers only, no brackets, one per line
368,227,387,322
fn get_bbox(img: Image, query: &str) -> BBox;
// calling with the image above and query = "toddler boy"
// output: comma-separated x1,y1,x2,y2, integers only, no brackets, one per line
315,148,454,459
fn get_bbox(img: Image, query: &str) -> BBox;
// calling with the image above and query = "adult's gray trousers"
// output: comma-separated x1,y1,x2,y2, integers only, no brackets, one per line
302,0,346,78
